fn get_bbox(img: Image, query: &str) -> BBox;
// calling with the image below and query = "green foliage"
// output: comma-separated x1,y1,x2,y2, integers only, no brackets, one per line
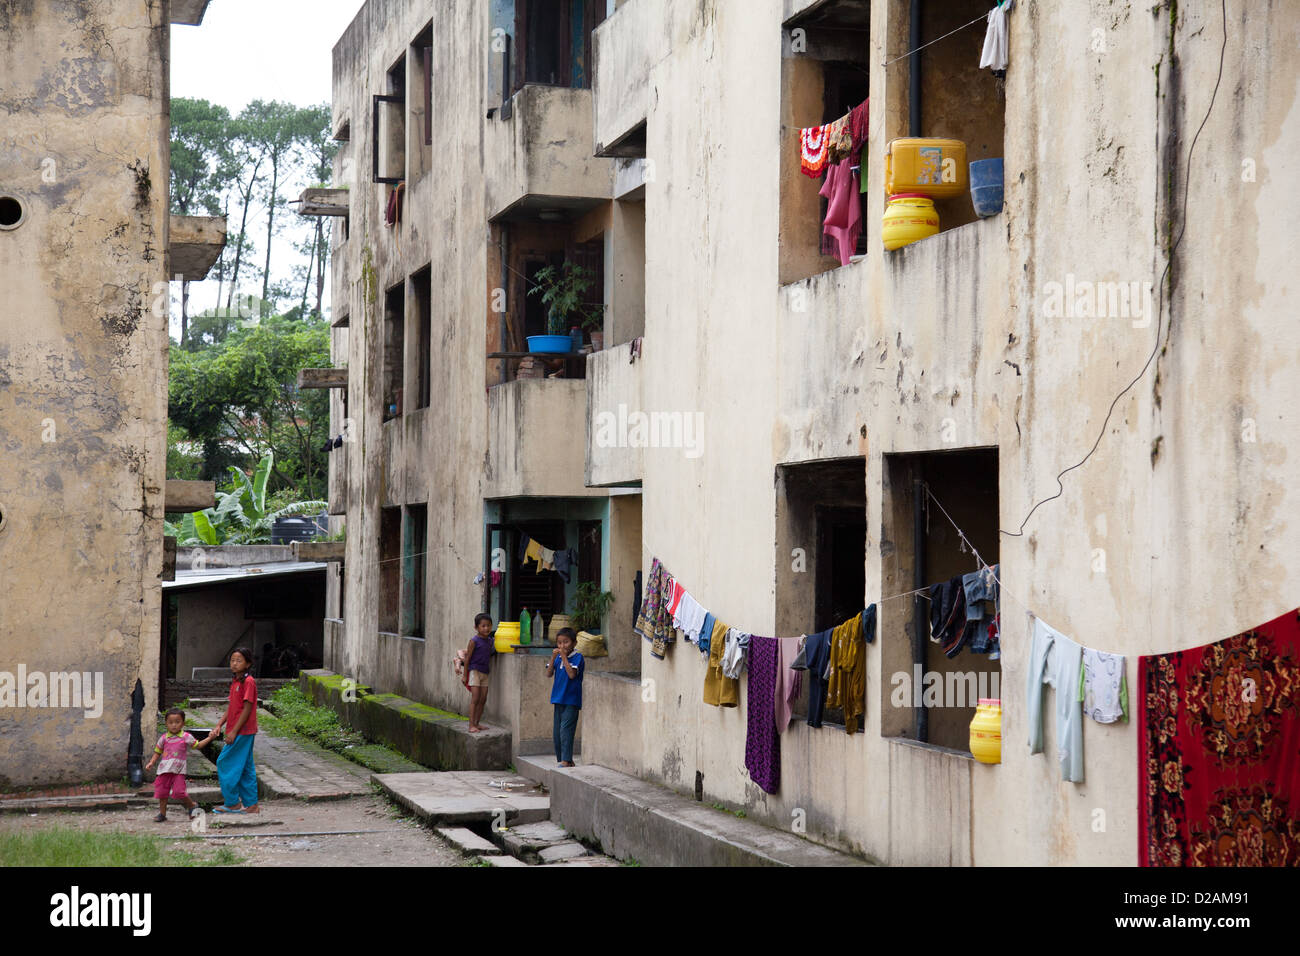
260,686,421,775
569,581,614,634
169,312,331,497
0,829,242,867
528,262,602,334
164,450,326,545
167,423,203,481
170,98,233,217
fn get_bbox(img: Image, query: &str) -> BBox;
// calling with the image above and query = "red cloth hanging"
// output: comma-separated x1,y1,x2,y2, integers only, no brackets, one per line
1138,607,1300,866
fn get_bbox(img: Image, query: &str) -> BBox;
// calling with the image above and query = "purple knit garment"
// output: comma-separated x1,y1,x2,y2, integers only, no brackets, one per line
745,636,780,794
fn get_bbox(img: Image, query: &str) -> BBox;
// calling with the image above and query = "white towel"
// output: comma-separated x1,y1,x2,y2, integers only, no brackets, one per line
980,2,1010,72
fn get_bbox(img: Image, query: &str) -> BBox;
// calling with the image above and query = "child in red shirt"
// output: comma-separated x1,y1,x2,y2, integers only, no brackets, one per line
214,647,260,814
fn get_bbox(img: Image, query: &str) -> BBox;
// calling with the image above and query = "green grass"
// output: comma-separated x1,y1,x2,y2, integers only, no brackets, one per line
261,685,423,772
0,829,244,867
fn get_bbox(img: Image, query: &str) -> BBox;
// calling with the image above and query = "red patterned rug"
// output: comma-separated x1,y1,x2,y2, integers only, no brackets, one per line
1138,607,1300,866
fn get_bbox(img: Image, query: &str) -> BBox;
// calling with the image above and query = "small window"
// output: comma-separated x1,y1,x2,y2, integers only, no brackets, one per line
401,504,427,638
383,283,404,421
378,506,402,634
513,0,606,93
372,56,406,183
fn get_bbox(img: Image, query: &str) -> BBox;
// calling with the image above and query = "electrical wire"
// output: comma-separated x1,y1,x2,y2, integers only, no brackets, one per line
1001,0,1229,538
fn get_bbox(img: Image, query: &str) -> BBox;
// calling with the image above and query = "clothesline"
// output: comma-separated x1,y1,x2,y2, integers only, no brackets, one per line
880,9,993,68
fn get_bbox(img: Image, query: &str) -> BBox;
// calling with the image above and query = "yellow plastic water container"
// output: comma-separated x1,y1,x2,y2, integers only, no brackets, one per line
885,138,968,199
882,194,940,250
969,698,1002,764
493,622,519,654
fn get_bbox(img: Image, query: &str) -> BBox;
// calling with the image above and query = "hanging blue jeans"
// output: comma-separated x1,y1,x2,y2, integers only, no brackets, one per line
553,704,580,763
216,733,258,808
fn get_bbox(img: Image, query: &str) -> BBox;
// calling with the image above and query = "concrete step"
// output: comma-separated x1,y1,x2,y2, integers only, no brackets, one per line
549,764,871,867
436,826,503,856
372,771,549,827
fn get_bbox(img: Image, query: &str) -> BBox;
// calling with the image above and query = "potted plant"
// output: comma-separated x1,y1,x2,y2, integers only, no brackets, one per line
583,303,606,351
569,581,614,634
526,262,599,354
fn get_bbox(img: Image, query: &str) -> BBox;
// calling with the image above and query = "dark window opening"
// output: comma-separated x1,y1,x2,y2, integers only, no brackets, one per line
775,458,866,726
383,283,404,421
412,265,432,410
513,0,606,93
882,448,1001,752
401,504,427,638
378,506,402,633
372,55,406,184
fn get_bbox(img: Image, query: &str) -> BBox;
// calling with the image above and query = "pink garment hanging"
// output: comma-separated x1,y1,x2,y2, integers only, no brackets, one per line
819,159,862,265
775,636,805,732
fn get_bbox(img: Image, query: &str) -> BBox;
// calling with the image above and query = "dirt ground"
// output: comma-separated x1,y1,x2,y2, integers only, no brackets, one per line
0,794,466,867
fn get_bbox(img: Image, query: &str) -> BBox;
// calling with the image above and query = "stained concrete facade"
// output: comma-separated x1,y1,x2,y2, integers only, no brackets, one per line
0,1,209,786
326,0,1298,864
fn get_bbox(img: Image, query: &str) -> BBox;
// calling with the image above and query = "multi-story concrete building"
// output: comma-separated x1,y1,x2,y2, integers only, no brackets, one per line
0,1,222,787
321,0,1298,864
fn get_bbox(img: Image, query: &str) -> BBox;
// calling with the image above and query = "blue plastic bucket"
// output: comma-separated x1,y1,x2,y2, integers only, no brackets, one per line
969,158,1004,218
527,334,573,354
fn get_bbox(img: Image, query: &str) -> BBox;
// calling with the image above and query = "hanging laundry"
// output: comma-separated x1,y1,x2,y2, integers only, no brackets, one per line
490,570,503,588
825,609,870,734
634,559,676,659
803,628,834,728
979,0,1012,77
673,591,708,645
847,98,869,166
929,576,969,657
523,539,546,573
824,113,853,164
553,547,575,583
962,565,1000,654
1026,613,1085,782
745,636,781,794
538,546,556,572
703,619,739,708
775,636,804,733
666,578,685,616
698,612,716,654
819,159,862,266
799,123,830,178
517,534,531,563
629,337,643,363
1078,648,1128,724
721,628,749,680
1139,608,1300,866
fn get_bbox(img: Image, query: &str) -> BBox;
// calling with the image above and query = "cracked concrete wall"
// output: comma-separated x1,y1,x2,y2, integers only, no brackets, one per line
579,0,1300,865
0,1,170,787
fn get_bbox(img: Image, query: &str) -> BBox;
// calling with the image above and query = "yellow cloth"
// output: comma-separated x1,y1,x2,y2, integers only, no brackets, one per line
702,618,738,707
524,539,545,572
824,612,865,734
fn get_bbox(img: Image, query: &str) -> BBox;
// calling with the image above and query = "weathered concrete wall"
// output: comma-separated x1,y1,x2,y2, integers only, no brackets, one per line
583,0,1300,867
485,379,603,498
0,1,170,787
586,342,645,486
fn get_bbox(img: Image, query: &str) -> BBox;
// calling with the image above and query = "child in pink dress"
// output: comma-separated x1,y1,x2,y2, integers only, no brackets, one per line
145,708,214,822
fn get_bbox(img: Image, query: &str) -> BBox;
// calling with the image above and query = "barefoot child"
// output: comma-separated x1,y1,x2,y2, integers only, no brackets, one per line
144,708,214,822
546,628,584,767
465,614,495,732
214,647,260,814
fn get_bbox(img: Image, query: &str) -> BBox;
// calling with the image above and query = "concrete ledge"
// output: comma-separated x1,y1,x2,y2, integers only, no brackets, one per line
300,670,510,771
548,765,870,867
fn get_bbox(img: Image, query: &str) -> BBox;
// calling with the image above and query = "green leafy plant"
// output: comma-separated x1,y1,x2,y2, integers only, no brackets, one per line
569,581,614,634
164,450,326,545
527,262,601,334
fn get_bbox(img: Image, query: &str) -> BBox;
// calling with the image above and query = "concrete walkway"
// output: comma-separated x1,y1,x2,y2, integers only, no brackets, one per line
373,771,550,826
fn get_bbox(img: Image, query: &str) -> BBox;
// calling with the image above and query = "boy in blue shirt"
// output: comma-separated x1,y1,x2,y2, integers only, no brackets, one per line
546,628,584,767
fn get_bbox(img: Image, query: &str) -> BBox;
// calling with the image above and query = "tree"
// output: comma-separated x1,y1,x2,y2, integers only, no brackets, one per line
169,313,331,498
222,121,266,313
297,104,339,319
170,98,232,342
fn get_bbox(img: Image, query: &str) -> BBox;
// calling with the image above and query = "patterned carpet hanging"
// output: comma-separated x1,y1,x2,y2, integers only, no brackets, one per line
1138,607,1300,866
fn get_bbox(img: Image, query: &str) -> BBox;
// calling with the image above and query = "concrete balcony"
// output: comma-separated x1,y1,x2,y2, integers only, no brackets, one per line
585,341,645,487
485,379,602,499
485,85,612,223
168,214,226,280
592,0,664,157
170,0,211,25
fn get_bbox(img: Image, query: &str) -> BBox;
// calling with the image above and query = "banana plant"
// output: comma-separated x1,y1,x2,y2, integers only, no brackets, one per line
164,451,326,545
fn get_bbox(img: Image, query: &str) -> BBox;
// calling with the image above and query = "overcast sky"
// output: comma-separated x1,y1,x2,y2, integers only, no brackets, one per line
169,0,365,330
172,0,365,113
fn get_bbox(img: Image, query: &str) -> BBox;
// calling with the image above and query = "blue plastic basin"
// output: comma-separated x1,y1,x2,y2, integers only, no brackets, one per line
969,158,1004,218
527,334,573,354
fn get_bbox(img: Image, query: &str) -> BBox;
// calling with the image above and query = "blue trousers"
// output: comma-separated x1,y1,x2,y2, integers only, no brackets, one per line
216,733,258,808
553,704,580,763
